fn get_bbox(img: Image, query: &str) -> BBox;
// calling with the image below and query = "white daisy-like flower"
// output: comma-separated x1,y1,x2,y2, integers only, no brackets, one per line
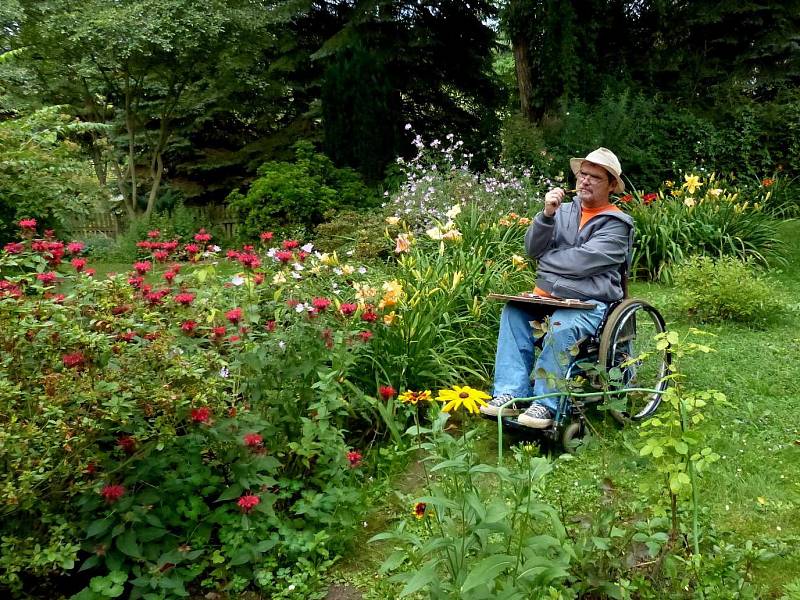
301,243,314,253
295,303,306,313
333,267,343,276
230,274,245,286
358,266,367,274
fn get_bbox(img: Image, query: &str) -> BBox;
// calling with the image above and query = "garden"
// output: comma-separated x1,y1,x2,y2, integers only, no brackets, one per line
2,1,800,598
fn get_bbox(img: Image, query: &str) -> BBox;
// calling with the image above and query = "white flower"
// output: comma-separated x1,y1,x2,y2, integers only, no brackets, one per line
230,275,245,286
346,250,354,256
295,303,306,313
209,245,221,252
293,263,304,271
358,266,367,274
219,367,230,378
272,272,287,284
288,584,296,591
404,123,411,130
278,340,286,350
291,271,302,279
266,248,277,258
301,243,314,253
333,267,343,276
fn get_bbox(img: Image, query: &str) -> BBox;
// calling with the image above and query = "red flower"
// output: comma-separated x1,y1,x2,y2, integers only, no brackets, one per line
19,218,37,230
62,352,85,369
226,249,241,261
358,330,373,342
184,243,200,255
260,231,274,242
226,307,243,325
643,192,658,205
118,331,136,342
239,253,261,269
194,228,212,243
282,239,300,250
133,261,152,275
36,272,58,285
190,407,211,423
228,334,241,343
174,292,195,306
312,297,331,311
337,303,356,317
762,177,775,187
71,257,87,272
265,320,276,332
346,450,363,468
243,433,263,448
297,251,309,262
153,250,169,262
379,385,396,400
211,325,227,339
67,241,85,254
117,436,136,454
4,242,24,254
100,484,126,503
275,250,293,263
147,230,161,239
164,271,177,283
85,268,96,277
253,273,265,285
619,194,633,203
181,320,198,333
237,493,260,513
111,305,131,315
361,308,378,322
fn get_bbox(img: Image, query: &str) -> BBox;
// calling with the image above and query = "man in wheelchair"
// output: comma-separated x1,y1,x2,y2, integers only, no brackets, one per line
480,148,635,429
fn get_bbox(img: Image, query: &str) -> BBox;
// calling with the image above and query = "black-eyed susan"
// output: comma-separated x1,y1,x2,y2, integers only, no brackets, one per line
436,385,490,414
412,502,427,520
398,390,433,405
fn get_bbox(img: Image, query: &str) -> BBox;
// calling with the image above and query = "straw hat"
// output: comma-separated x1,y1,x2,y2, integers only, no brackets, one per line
570,147,625,193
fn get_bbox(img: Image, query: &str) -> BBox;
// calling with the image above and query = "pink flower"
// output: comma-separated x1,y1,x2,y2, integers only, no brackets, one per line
153,250,169,262
347,450,363,468
243,433,263,448
340,303,358,316
311,297,331,311
226,307,243,325
379,385,396,400
133,261,151,275
237,493,260,513
85,268,96,278
194,228,212,243
71,257,87,272
211,326,227,339
19,218,37,230
260,231,274,242
117,331,136,342
164,271,177,283
100,484,126,503
3,242,24,254
147,230,161,239
265,320,276,332
358,330,373,342
184,243,200,255
190,407,211,423
275,250,293,263
282,239,299,250
174,292,195,306
67,241,85,254
36,272,58,285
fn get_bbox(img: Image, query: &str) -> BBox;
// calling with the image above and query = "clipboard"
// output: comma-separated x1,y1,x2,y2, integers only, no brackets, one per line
487,293,596,310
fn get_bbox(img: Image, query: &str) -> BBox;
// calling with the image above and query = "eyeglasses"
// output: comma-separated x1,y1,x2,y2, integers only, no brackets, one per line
577,170,607,185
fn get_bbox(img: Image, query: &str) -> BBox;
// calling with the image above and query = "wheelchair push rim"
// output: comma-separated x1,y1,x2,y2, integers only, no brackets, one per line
597,298,671,423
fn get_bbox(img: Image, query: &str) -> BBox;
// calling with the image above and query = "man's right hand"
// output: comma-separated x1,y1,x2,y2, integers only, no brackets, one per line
543,188,565,217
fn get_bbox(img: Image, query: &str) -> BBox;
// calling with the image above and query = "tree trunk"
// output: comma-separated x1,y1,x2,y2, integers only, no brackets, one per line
513,34,535,122
124,79,138,215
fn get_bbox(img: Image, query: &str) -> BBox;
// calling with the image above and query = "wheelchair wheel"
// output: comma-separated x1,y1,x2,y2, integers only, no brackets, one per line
597,298,670,423
561,421,584,453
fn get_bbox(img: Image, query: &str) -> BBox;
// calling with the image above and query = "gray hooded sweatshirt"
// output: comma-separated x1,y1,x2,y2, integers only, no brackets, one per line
524,198,635,303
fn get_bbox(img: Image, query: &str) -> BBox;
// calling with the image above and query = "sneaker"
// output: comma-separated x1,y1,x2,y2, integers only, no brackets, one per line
480,393,524,418
517,403,555,429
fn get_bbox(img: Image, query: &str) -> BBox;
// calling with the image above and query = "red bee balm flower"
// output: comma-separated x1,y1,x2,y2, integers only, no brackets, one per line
243,433,263,447
71,258,87,272
275,250,293,263
62,352,85,369
361,309,378,322
67,242,85,254
194,229,212,243
100,484,126,503
147,230,161,239
260,231,273,242
358,330,373,342
347,450,363,467
117,436,136,454
340,303,358,316
190,407,211,423
312,297,331,311
19,218,37,230
237,493,260,513
379,385,396,400
36,272,58,285
174,292,195,306
226,307,243,324
133,261,151,275
181,320,198,333
282,239,300,250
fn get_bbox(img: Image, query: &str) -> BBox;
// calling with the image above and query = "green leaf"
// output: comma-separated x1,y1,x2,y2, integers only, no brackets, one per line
674,440,689,455
378,551,407,575
399,561,438,597
461,554,515,593
86,518,112,538
115,528,142,558
216,484,243,502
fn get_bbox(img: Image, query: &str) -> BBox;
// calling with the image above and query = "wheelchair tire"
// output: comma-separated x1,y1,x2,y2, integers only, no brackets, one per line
597,298,671,424
561,422,584,453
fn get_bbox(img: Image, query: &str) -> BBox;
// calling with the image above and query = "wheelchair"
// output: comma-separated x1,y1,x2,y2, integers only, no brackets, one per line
494,296,671,450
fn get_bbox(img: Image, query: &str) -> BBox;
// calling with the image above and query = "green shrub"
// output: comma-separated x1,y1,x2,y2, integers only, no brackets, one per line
314,209,391,260
672,255,783,325
227,141,376,239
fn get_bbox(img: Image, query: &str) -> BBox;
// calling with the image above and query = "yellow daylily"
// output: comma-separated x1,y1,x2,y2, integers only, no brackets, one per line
385,216,401,226
512,254,527,270
436,385,490,414
682,173,703,195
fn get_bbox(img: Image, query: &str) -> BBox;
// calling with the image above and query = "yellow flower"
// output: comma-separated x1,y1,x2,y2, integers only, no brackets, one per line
517,217,531,226
682,173,703,195
385,216,401,226
664,180,674,188
683,197,696,208
398,390,432,404
383,311,398,326
272,272,287,285
446,204,462,220
320,252,339,266
511,254,527,270
379,280,404,309
436,385,490,414
353,282,377,302
442,229,462,242
426,226,443,240
412,502,427,519
708,188,723,198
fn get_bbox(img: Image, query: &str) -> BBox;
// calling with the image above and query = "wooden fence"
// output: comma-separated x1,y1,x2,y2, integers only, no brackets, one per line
71,205,240,240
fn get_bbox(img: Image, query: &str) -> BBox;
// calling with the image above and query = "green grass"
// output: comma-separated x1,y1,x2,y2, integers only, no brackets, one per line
339,220,800,597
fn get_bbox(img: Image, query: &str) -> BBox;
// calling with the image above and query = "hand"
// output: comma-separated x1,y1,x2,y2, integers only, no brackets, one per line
543,188,565,217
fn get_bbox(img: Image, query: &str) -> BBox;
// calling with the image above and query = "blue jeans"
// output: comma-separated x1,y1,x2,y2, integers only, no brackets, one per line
492,301,607,411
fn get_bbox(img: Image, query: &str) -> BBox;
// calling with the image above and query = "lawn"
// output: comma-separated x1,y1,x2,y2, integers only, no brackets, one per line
332,220,800,598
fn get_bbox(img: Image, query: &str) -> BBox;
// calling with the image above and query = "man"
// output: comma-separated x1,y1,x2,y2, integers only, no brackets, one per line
480,148,634,429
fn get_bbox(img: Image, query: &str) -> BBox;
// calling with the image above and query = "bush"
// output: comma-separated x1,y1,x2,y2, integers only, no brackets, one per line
672,255,783,325
227,141,377,239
